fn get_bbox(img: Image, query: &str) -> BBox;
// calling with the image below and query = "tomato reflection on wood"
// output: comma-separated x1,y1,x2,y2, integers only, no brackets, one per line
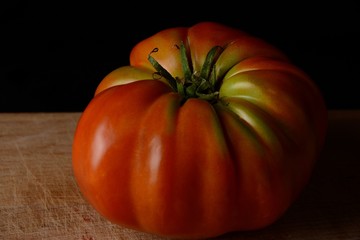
72,21,327,239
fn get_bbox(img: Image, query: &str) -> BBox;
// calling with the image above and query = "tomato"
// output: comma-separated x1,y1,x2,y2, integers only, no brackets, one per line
72,22,327,239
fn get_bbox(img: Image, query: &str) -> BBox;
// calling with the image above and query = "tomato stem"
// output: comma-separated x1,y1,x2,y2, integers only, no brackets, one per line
148,48,178,91
148,42,223,103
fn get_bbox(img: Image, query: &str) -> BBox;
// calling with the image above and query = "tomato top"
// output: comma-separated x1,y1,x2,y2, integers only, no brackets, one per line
95,22,291,99
95,21,326,152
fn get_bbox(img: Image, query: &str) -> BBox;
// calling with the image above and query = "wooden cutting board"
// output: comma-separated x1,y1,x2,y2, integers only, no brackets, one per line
1,111,359,239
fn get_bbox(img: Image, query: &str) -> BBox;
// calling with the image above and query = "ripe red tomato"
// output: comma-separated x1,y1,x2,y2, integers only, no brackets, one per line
72,21,327,239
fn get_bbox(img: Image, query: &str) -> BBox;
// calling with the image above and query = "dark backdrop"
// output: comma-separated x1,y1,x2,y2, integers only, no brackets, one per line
2,2,360,112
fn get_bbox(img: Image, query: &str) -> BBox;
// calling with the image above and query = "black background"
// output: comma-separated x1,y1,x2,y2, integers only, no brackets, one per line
1,2,360,112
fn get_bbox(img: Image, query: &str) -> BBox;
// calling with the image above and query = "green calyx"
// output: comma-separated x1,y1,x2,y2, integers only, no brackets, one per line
148,42,223,104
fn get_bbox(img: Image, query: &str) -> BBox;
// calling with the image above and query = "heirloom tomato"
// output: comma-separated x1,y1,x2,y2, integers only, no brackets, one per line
72,21,327,239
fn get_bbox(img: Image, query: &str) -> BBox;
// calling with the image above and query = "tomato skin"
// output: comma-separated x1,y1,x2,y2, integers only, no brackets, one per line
73,22,327,239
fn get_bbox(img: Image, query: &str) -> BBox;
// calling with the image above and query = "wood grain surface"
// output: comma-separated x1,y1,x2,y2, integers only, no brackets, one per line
0,111,359,240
